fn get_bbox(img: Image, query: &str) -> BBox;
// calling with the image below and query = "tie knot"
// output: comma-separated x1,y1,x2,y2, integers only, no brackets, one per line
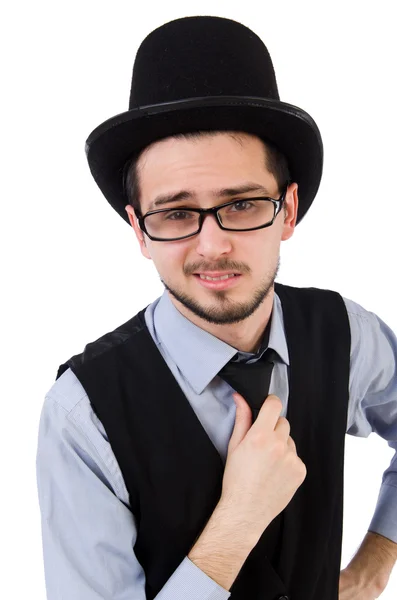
231,346,278,365
218,348,277,418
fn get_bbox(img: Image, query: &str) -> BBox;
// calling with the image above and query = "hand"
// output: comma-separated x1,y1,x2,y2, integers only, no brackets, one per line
338,567,386,599
219,393,307,544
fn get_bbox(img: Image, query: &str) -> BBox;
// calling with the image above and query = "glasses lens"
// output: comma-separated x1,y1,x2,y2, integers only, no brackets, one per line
144,209,200,239
218,200,275,229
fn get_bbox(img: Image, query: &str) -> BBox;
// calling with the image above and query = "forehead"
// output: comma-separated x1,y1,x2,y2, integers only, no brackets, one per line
137,132,277,210
139,131,266,169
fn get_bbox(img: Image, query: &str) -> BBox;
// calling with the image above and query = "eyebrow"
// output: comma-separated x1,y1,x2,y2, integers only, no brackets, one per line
147,183,274,211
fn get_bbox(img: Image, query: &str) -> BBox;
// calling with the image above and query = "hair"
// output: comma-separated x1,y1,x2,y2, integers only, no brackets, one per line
122,130,291,214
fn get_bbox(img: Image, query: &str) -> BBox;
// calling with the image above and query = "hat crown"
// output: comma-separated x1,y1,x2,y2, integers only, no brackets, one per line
129,16,280,108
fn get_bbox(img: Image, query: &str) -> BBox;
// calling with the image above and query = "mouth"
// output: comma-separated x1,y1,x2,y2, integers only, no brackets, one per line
196,272,238,281
193,272,242,290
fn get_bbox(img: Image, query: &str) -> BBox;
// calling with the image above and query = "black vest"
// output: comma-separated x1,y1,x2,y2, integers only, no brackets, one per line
56,283,351,600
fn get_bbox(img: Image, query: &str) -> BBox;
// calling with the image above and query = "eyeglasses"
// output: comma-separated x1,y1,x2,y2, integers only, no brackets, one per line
135,182,290,242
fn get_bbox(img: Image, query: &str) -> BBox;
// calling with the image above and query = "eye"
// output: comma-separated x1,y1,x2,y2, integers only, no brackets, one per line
165,210,194,220
230,200,254,211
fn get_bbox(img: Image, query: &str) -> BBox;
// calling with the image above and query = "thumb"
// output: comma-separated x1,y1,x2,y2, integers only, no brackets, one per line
228,392,252,454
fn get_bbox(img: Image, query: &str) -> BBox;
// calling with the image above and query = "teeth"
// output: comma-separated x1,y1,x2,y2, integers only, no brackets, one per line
199,274,236,281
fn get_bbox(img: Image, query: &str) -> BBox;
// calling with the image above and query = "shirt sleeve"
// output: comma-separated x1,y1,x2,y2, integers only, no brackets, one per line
344,298,397,543
36,371,231,600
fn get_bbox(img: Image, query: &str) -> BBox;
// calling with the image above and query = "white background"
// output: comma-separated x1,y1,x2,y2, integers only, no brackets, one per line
2,0,397,597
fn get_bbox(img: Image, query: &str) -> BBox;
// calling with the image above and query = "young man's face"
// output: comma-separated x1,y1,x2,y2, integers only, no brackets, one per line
126,132,298,326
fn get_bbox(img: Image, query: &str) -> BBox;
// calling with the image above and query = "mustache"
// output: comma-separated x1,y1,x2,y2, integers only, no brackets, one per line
184,260,251,276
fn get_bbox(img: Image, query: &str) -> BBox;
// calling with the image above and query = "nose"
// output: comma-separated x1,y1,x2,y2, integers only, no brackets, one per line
194,213,233,259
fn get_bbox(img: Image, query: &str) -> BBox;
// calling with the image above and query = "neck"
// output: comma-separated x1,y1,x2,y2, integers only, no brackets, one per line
169,288,274,353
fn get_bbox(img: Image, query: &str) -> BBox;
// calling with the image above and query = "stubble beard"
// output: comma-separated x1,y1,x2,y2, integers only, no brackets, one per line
161,257,280,325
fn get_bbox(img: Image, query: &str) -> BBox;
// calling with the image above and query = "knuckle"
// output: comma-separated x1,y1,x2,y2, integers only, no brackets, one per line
270,439,285,458
297,460,307,480
250,430,265,448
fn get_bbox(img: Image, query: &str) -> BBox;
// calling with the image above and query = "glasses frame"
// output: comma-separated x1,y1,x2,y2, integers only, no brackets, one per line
135,182,290,242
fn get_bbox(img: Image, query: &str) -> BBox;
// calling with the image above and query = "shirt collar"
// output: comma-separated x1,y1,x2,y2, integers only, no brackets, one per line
153,290,290,395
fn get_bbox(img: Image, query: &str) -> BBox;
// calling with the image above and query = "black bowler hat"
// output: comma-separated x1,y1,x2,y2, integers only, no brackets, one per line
85,16,323,226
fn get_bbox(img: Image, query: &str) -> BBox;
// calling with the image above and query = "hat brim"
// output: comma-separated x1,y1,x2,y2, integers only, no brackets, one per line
85,96,323,226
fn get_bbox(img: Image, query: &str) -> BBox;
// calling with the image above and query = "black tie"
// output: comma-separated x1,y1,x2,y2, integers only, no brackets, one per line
218,348,278,423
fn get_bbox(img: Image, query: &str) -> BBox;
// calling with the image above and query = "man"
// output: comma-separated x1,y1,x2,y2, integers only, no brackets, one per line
36,15,397,600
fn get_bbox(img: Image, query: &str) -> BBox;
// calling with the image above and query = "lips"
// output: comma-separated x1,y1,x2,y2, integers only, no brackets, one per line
197,273,236,281
194,271,239,277
193,272,242,290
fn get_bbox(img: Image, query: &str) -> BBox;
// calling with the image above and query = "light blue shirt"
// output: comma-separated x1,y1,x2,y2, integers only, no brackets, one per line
36,290,397,600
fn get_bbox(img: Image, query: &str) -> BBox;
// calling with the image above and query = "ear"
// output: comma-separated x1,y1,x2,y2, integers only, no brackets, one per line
281,182,298,242
125,205,152,260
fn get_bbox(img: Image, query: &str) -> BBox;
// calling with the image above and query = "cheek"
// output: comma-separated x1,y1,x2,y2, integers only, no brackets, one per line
149,244,187,274
249,233,279,264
